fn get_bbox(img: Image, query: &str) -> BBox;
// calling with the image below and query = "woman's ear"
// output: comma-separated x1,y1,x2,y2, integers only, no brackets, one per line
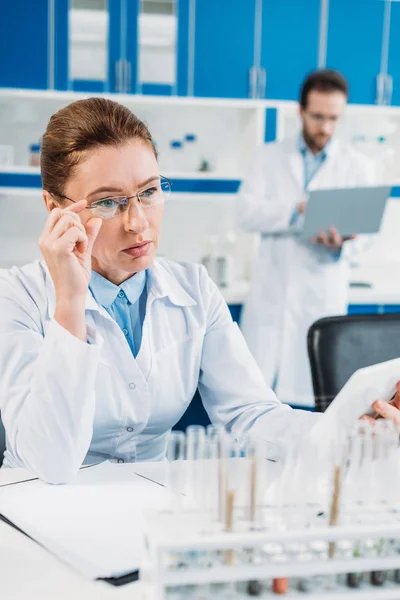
43,190,57,212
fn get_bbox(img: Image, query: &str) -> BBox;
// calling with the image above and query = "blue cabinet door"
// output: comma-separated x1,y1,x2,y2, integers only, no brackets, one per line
261,0,320,101
326,0,384,105
55,0,127,93
193,0,256,98
0,0,49,89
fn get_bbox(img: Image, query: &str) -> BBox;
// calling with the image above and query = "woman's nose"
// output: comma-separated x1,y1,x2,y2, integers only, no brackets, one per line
123,200,149,233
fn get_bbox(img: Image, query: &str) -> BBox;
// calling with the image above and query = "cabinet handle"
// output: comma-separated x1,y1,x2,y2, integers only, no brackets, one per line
115,59,124,93
249,66,258,99
258,67,266,99
125,60,132,94
385,74,393,105
376,73,385,105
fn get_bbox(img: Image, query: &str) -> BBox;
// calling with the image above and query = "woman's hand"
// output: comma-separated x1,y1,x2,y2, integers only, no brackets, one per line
39,201,102,341
360,381,400,425
39,201,102,301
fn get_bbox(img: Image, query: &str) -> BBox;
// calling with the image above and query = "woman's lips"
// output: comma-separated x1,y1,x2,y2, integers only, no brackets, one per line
122,241,152,257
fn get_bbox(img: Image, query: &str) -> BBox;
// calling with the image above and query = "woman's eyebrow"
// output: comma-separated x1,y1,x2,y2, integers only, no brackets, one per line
87,176,160,198
87,186,125,198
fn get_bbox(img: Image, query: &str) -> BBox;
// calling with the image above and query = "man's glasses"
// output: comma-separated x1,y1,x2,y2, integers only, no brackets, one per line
54,177,171,220
305,112,340,125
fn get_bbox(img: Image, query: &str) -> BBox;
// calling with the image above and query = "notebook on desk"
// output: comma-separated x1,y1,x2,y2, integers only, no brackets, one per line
0,461,172,585
300,185,391,241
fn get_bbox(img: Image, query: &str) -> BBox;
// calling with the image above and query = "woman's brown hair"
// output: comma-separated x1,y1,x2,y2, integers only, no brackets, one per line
41,98,157,197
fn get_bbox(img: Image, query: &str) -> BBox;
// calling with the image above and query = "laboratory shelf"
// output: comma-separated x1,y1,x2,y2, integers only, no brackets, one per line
0,87,268,110
3,88,400,115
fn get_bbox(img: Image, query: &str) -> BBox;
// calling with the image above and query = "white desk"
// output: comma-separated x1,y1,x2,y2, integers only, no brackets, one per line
0,461,282,600
0,463,168,600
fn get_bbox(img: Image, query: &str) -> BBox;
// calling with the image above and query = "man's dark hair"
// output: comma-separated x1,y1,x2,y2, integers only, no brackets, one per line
300,69,348,109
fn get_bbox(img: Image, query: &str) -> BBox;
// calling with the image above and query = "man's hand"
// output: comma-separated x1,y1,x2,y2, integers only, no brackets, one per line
360,381,400,425
298,201,307,215
312,227,356,252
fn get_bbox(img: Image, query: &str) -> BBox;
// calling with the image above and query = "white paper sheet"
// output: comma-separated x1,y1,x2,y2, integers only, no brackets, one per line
0,461,173,580
309,357,400,446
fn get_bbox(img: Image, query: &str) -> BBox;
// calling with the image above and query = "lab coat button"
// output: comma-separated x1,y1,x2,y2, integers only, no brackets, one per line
118,291,124,298
117,458,124,463
126,427,134,432
123,328,129,336
129,382,136,390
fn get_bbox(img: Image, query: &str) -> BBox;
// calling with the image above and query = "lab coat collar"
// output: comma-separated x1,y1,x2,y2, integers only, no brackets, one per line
147,260,197,307
286,135,340,191
43,258,196,319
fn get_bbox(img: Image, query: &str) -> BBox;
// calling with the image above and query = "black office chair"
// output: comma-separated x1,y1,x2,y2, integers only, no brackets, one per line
307,314,400,412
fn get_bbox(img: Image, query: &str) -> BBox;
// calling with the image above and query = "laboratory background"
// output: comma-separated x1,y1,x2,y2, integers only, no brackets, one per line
2,0,400,421
5,2,400,600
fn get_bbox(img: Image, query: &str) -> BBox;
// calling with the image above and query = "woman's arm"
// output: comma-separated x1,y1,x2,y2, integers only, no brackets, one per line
197,268,318,459
0,202,103,484
0,272,103,484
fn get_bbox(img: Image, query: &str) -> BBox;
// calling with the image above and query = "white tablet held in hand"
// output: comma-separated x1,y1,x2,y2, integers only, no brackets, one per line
300,185,391,241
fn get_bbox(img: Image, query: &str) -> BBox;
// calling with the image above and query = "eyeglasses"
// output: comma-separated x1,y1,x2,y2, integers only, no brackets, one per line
53,176,171,220
305,112,340,125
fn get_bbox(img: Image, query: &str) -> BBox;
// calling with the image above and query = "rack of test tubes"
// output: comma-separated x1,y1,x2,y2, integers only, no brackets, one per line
141,421,400,599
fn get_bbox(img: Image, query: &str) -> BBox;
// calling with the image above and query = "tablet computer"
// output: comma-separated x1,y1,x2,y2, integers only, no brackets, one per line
300,185,391,241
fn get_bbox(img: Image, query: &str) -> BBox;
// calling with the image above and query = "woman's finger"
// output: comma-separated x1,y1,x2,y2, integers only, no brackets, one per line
392,381,400,410
372,399,400,424
63,199,87,214
54,226,88,255
49,214,86,240
40,207,64,238
359,415,376,425
41,200,87,237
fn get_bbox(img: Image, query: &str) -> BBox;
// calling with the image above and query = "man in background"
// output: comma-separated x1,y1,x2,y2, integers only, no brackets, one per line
238,69,375,407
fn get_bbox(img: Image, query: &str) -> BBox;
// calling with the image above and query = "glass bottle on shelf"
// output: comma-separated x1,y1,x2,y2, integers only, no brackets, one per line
29,143,41,167
183,133,199,172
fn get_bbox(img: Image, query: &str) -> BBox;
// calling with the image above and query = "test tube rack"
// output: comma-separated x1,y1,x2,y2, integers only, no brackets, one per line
141,514,400,599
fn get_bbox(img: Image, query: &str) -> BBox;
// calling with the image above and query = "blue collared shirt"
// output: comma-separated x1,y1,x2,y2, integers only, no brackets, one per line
297,134,329,190
290,135,330,229
89,269,147,357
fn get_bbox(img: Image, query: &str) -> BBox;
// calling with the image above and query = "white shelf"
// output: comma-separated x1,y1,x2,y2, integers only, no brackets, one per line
0,165,40,174
4,87,399,115
0,87,267,110
0,166,243,181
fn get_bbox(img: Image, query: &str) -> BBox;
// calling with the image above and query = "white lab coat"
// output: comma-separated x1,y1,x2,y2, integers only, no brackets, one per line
0,258,318,484
238,137,375,407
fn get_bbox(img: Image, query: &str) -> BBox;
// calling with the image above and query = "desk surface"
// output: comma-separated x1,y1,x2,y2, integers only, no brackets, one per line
0,463,166,600
0,461,282,600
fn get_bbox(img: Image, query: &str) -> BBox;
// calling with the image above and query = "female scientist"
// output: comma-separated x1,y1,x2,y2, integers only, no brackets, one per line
0,98,397,484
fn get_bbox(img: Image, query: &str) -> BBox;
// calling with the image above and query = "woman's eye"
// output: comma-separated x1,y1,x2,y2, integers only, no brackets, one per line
95,198,117,209
141,187,157,198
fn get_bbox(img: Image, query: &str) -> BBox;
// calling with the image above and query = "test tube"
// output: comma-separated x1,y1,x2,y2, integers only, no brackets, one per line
166,430,186,509
185,425,207,507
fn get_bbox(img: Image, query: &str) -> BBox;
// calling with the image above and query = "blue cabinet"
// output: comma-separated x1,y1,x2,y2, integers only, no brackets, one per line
193,0,257,98
57,0,129,93
0,0,49,89
326,0,385,105
261,0,320,101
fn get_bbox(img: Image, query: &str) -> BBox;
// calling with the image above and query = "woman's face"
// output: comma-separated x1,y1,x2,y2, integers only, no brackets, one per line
63,140,164,284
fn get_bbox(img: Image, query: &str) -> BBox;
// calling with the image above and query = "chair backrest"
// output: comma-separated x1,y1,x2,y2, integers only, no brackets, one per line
307,314,400,412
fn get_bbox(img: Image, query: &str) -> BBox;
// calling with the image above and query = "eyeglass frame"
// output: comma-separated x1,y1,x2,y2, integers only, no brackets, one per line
51,175,172,217
303,110,341,125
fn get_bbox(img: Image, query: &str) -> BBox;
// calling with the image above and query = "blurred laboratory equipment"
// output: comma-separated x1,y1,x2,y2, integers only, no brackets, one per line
142,420,400,599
